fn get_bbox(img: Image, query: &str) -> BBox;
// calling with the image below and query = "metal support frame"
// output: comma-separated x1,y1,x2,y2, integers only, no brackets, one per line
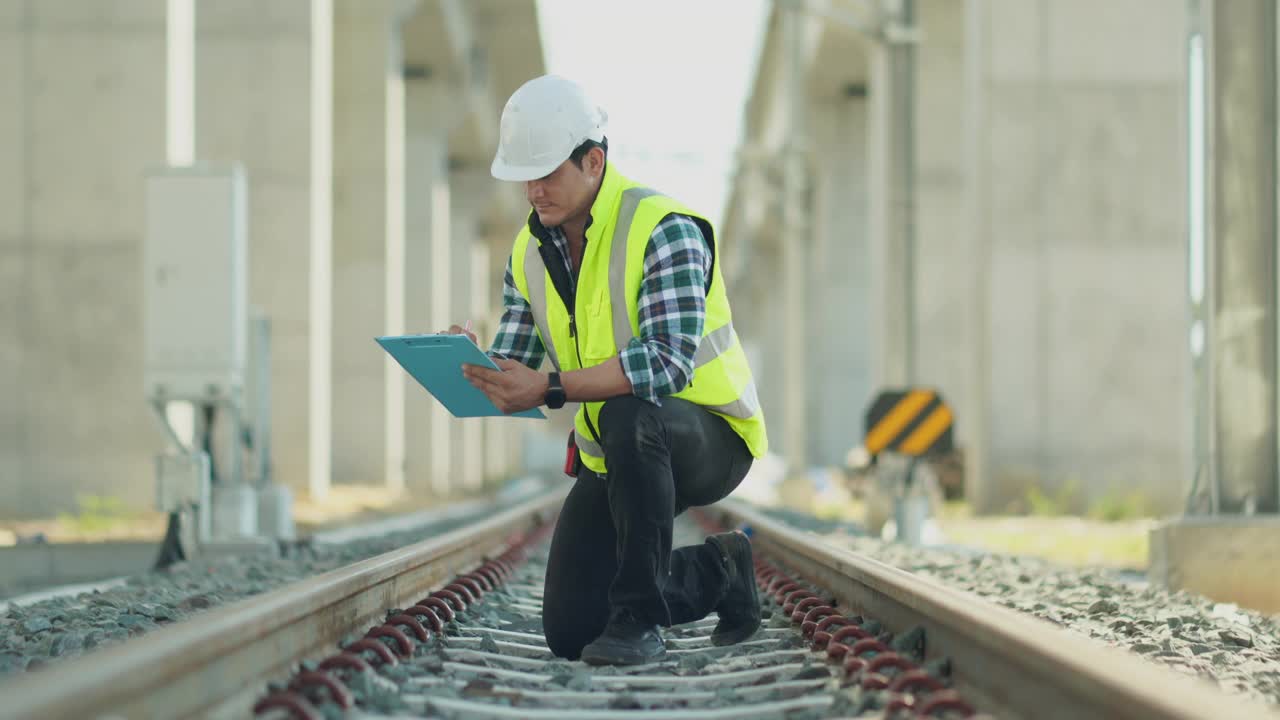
1188,0,1280,515
247,310,272,487
1186,0,1217,514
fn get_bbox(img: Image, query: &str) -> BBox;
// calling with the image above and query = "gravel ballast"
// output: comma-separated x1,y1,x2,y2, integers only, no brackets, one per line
4,497,1278,712
322,521,886,718
758,509,1280,708
0,510,489,679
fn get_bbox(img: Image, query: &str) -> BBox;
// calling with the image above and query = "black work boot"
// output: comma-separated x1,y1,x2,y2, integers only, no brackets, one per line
706,530,761,646
580,608,667,666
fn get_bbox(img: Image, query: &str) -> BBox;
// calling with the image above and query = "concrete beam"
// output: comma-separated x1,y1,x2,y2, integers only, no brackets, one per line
437,0,501,166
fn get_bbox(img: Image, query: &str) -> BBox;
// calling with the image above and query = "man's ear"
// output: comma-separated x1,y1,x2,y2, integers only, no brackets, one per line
587,146,606,176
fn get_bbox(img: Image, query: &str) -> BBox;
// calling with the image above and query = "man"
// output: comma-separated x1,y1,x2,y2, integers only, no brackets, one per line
450,74,768,666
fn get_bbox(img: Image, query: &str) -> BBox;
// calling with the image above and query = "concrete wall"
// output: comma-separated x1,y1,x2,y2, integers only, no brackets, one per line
195,0,312,495
0,1,167,518
914,0,1190,512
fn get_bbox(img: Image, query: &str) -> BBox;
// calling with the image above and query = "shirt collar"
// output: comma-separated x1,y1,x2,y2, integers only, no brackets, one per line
584,162,625,245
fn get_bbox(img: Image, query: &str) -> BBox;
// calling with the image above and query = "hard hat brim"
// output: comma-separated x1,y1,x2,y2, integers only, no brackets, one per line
490,154,565,183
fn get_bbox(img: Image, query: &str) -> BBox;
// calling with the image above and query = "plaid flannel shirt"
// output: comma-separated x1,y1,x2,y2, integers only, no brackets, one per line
488,214,710,405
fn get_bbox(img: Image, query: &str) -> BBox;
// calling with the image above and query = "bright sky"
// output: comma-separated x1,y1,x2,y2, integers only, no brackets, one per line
535,0,769,228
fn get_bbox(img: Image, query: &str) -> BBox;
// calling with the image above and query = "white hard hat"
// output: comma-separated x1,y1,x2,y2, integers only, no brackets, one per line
490,75,608,182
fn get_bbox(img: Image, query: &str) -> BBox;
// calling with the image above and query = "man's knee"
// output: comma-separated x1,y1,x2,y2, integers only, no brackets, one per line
598,396,666,453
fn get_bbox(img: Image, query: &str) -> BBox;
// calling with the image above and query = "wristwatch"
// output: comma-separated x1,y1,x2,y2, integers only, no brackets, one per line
544,372,566,409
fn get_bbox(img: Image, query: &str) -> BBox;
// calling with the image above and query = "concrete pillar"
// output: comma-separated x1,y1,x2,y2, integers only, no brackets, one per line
194,0,313,497
867,9,917,391
469,229,500,486
493,211,531,481
479,220,513,487
780,1,810,487
404,78,458,497
471,238,506,487
807,97,872,467
0,1,166,517
449,168,491,493
962,0,994,512
1201,0,1278,513
331,0,414,490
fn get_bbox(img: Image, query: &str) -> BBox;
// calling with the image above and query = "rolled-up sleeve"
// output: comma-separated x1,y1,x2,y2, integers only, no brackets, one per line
618,214,710,404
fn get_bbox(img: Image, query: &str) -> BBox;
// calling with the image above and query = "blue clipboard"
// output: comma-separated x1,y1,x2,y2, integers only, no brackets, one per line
376,334,546,419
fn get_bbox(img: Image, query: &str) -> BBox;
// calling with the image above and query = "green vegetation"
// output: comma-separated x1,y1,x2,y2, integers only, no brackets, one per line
940,519,1150,570
1086,488,1151,522
1020,479,1151,523
56,494,134,535
821,488,1152,570
1024,478,1082,516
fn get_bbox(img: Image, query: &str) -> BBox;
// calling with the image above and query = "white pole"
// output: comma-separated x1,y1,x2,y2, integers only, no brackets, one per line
165,0,195,167
308,0,334,502
384,25,407,495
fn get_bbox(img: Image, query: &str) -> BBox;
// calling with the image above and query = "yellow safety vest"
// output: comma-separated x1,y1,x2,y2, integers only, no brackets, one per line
509,164,768,473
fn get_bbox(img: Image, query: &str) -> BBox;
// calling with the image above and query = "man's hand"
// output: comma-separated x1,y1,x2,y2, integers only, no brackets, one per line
443,324,478,346
463,359,550,414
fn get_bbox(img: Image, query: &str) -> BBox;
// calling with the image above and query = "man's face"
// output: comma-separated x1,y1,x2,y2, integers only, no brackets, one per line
525,149,604,228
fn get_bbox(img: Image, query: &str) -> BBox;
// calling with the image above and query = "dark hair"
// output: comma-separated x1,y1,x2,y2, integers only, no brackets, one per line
569,136,608,168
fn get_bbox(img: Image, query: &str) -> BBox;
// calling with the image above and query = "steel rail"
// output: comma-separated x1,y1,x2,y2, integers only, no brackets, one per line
0,486,567,720
707,498,1279,720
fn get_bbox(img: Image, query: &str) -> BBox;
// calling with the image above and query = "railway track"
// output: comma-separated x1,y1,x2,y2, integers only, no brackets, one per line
0,485,1275,720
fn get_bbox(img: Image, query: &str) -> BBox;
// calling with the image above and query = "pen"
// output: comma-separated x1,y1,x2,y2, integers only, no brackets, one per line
464,320,472,334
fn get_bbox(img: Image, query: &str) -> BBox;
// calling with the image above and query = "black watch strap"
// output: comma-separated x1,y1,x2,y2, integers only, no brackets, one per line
545,372,567,409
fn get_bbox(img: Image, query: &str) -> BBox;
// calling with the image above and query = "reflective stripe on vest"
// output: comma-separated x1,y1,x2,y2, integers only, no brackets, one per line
575,428,604,458
521,240,561,371
609,188,659,346
704,376,760,419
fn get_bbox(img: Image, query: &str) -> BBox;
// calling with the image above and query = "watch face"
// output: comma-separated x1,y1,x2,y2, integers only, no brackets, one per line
546,375,566,408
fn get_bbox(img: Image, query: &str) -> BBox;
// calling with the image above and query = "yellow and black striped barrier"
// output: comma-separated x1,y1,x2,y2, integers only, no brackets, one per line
863,388,954,457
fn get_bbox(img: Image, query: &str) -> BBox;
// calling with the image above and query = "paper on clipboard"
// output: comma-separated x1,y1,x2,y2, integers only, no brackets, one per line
376,333,546,419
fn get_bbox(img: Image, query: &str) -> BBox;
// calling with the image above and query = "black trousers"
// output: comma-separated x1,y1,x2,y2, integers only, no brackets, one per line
541,395,754,660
